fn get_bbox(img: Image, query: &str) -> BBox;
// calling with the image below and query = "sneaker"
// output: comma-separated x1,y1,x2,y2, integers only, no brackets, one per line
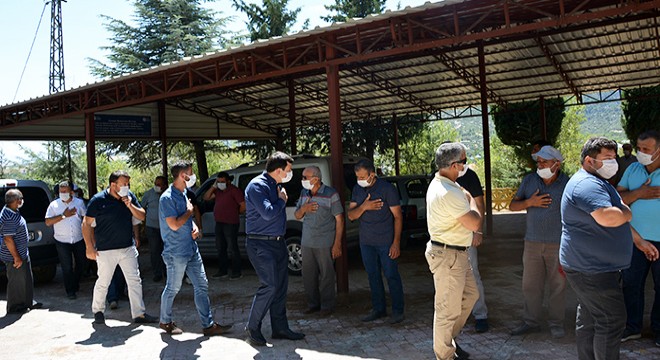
361,310,386,322
272,329,305,340
389,313,405,324
550,326,566,339
475,318,489,333
203,322,232,336
510,322,540,336
159,322,183,335
229,274,243,280
134,313,158,324
109,301,118,310
94,311,105,325
621,328,641,342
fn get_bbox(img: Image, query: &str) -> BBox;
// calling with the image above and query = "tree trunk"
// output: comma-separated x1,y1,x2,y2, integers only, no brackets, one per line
192,141,209,182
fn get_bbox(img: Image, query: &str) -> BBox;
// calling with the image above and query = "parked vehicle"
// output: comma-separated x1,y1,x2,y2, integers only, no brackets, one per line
0,179,59,283
194,154,363,275
381,174,432,247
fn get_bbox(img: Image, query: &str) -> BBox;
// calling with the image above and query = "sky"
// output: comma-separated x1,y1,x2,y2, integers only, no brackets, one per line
0,0,430,161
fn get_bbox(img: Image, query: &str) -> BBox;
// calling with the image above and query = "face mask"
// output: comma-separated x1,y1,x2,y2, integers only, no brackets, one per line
185,174,197,188
281,171,293,184
217,182,227,190
637,147,659,166
60,192,71,201
457,163,468,178
18,200,24,209
594,159,618,179
536,167,555,179
301,180,313,190
118,185,130,197
153,186,162,193
357,175,372,188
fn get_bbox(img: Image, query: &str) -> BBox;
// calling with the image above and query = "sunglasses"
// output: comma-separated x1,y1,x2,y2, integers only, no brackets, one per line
452,158,468,165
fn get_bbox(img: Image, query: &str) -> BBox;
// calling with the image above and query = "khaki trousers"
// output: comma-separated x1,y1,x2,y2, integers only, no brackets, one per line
522,241,566,327
425,241,479,360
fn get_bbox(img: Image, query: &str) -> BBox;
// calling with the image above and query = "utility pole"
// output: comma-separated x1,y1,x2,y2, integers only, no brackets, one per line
49,0,65,94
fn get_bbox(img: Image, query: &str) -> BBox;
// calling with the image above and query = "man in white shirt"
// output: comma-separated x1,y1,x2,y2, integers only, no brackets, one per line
45,181,87,299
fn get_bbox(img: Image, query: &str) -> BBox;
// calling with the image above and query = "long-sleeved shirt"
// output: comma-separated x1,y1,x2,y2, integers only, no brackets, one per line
244,172,286,236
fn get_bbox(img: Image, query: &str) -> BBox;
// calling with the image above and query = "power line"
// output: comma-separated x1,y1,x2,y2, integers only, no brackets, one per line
12,2,49,103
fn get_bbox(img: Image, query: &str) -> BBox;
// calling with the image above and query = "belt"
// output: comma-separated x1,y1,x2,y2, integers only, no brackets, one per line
431,240,469,251
247,234,283,241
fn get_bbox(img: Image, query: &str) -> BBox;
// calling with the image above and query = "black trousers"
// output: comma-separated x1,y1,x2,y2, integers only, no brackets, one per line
4,256,34,313
55,240,86,296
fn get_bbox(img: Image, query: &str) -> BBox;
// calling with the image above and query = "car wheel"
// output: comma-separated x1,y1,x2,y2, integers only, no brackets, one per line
33,263,57,284
286,234,302,276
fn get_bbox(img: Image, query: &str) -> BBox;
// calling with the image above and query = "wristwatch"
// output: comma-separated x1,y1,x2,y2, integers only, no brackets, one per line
61,214,66,220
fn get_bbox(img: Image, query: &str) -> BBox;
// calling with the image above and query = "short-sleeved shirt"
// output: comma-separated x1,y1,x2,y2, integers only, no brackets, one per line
560,169,633,273
426,174,473,247
86,189,141,251
159,184,198,257
456,169,484,198
45,197,86,243
213,184,245,224
245,172,287,236
514,171,569,243
141,188,161,229
0,206,29,262
351,177,400,246
295,184,344,248
618,162,660,241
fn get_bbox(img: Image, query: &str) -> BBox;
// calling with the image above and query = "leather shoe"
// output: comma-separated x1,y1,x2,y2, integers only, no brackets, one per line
245,328,267,346
304,307,320,314
455,343,470,359
272,329,305,340
475,318,489,333
361,310,386,322
510,322,540,336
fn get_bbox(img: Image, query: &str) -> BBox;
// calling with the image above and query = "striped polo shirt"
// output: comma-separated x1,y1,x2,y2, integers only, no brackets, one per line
0,205,30,262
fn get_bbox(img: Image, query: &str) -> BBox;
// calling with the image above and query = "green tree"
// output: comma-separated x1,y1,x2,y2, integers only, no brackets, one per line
621,86,660,143
556,104,589,176
232,0,304,42
322,0,386,23
88,0,233,182
22,141,89,194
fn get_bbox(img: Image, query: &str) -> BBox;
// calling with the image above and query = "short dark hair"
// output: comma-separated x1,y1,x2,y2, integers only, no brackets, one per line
354,159,375,173
580,137,618,163
638,130,660,144
622,143,633,150
155,175,167,183
171,160,193,179
109,170,130,184
217,171,233,181
265,152,294,173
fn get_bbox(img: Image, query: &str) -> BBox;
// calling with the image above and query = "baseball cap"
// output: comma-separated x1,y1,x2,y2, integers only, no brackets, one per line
532,145,563,162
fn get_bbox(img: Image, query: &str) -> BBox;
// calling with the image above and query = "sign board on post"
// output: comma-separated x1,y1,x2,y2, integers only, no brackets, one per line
94,114,152,137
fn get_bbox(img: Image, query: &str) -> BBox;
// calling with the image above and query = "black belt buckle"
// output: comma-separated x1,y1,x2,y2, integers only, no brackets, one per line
248,234,283,241
431,240,468,251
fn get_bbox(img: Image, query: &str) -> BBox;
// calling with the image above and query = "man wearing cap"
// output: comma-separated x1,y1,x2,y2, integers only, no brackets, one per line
509,145,569,338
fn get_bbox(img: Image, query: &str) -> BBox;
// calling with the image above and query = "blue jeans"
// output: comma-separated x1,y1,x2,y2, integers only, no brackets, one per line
160,251,213,328
55,240,86,296
360,244,404,315
565,270,626,360
245,237,290,333
623,243,660,334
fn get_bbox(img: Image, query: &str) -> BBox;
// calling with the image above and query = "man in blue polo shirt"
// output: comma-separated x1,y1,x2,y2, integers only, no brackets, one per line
82,170,157,325
560,137,633,360
158,160,232,336
617,130,660,345
348,159,404,324
1,189,42,313
244,151,305,346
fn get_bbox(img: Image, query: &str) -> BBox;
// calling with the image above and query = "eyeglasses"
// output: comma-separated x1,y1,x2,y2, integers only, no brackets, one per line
452,158,467,165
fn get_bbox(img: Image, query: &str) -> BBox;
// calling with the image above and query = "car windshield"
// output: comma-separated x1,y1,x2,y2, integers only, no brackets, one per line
0,186,51,223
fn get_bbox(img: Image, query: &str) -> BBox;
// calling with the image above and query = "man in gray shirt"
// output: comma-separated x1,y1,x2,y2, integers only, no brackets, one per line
294,166,344,315
142,175,167,282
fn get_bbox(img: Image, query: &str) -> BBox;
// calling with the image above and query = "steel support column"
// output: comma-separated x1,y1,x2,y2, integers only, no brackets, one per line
288,79,297,155
158,101,168,178
326,35,349,294
85,112,97,196
393,114,400,176
539,96,547,141
478,41,493,235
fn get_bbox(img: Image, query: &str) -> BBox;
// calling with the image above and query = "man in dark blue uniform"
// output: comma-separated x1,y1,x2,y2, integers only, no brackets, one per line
244,151,305,346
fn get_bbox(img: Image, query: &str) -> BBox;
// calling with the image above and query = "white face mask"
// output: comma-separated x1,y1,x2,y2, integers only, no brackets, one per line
301,180,313,190
118,185,130,197
185,174,197,188
357,179,370,188
457,163,469,178
60,192,71,202
18,200,24,209
281,170,293,184
594,159,618,180
217,182,227,190
536,167,556,179
637,147,659,166
153,186,162,193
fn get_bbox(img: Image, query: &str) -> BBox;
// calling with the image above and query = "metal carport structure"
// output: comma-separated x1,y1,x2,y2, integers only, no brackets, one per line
3,0,660,291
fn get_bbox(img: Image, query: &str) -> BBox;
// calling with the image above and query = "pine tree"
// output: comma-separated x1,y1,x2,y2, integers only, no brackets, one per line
322,0,387,23
232,0,303,42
